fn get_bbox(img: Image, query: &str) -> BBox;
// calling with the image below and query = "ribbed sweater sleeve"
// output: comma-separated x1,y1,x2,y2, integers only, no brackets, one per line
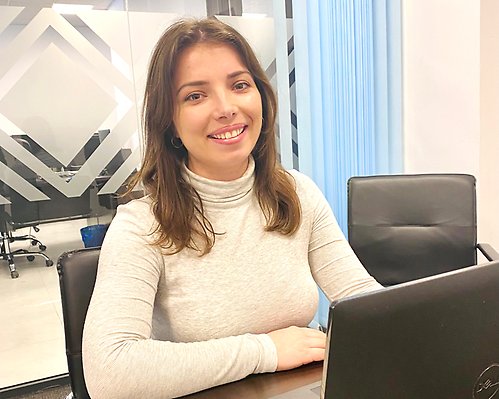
289,170,383,300
82,200,277,399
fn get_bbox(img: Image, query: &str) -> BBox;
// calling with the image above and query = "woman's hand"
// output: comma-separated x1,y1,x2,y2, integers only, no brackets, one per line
267,326,327,371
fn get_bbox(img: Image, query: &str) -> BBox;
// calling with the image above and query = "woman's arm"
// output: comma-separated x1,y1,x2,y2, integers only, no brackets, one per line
82,200,277,399
293,173,383,301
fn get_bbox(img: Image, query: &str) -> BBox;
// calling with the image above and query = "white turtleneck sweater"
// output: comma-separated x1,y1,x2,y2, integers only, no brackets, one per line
82,159,382,399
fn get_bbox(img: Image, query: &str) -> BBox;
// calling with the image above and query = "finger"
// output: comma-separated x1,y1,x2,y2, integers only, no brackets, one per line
305,328,327,338
309,347,325,362
302,347,326,364
306,336,327,349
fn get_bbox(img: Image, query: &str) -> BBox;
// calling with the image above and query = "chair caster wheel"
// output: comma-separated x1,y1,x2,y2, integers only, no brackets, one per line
27,255,35,262
11,271,19,278
46,260,54,267
39,245,47,251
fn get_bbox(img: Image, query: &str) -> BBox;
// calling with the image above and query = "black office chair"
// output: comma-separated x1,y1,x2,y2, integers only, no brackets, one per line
348,174,499,286
0,140,52,278
58,247,100,399
0,205,53,278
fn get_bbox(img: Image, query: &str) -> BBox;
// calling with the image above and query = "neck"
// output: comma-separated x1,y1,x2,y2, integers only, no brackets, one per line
187,158,250,181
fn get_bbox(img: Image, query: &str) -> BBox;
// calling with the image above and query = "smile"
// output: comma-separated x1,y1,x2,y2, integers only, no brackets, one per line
208,127,245,140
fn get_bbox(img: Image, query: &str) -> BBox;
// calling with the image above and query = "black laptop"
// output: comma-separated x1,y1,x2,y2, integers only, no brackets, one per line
271,260,499,398
320,260,499,399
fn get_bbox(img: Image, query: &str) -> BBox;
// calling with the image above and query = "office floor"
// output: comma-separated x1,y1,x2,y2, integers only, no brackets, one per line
0,216,110,389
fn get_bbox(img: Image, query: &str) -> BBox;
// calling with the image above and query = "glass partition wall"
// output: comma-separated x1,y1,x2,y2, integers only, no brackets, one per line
0,0,294,390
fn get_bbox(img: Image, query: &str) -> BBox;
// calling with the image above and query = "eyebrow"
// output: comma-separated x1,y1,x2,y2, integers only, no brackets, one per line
176,70,252,96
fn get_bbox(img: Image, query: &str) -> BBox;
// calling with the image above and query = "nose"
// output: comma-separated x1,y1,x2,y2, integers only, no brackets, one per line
213,91,237,120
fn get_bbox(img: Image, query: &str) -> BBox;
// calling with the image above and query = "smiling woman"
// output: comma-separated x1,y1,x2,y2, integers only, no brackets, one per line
81,17,381,399
132,18,298,256
172,43,263,181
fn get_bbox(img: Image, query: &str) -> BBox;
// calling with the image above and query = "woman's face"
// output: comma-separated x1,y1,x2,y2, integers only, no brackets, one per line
172,42,263,181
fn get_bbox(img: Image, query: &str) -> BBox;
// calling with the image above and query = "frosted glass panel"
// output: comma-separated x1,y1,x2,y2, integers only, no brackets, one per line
0,2,137,389
0,5,138,204
1,44,117,166
0,0,294,391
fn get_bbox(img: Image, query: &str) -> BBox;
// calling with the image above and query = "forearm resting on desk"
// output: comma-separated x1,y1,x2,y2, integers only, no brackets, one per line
82,330,278,398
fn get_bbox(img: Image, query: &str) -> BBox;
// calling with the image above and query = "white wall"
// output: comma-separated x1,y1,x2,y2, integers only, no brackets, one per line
403,0,480,175
403,0,499,249
479,0,499,251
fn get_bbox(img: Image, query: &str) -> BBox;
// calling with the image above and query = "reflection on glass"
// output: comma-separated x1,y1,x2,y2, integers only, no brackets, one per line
0,0,136,389
0,0,293,391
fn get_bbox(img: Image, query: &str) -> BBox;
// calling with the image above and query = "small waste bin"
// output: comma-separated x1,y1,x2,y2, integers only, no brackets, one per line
80,224,109,248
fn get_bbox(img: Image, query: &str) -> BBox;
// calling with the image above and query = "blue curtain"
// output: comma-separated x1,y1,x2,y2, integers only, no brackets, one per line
292,0,403,326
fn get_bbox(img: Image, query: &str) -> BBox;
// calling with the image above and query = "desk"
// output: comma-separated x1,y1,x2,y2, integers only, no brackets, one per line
182,362,322,399
6,178,91,227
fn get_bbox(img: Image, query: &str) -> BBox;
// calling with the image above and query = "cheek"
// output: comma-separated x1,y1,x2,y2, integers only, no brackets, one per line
172,108,193,139
255,99,263,129
255,99,263,118
172,109,208,149
246,93,263,121
172,108,181,135
255,91,263,118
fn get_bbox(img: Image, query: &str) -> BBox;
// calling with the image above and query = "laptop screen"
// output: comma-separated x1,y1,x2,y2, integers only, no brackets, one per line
321,260,499,399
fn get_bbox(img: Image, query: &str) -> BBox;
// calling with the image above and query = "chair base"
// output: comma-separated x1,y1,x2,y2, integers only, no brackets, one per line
1,230,53,278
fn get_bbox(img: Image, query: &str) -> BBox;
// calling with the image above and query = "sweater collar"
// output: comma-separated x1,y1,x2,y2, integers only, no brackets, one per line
183,157,255,205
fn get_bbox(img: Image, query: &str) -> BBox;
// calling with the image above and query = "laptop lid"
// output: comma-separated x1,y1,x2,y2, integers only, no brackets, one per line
321,260,499,399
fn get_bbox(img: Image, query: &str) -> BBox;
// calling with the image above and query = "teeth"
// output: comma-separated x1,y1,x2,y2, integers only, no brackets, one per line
212,128,243,139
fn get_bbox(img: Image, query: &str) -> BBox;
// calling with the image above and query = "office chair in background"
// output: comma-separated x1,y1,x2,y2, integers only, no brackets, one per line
348,174,499,286
58,247,100,399
0,139,53,278
0,205,53,278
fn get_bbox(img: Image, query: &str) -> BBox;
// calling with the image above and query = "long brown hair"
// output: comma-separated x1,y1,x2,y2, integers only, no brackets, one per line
129,17,301,255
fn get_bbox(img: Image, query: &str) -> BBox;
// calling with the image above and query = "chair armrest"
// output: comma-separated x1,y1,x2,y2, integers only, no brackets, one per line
477,243,499,261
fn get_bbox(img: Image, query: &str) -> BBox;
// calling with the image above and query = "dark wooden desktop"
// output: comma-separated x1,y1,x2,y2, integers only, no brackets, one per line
182,362,322,399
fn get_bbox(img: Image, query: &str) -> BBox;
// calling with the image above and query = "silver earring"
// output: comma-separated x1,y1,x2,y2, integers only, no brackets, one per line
171,136,183,149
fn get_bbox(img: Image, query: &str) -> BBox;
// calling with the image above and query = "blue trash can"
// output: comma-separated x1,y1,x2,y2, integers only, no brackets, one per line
80,224,109,248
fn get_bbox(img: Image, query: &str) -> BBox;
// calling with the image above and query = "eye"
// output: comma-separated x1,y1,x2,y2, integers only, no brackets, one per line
234,81,250,91
185,92,203,102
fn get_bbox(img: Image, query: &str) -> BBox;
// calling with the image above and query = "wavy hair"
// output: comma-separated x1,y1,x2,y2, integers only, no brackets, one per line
129,17,301,255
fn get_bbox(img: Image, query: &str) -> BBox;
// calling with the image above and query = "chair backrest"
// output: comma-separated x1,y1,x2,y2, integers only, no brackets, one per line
57,247,100,399
0,204,11,233
0,140,40,227
348,174,477,286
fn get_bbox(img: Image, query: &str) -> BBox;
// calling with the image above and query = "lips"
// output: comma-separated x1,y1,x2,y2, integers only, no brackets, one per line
208,124,247,140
